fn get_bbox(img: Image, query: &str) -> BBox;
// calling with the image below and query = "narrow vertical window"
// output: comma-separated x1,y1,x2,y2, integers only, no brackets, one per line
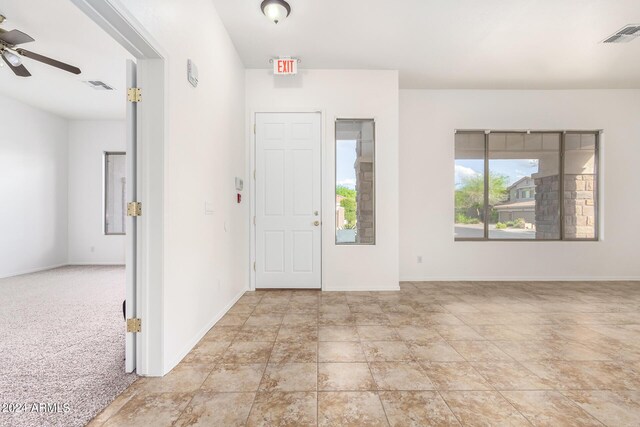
104,152,126,235
335,119,375,245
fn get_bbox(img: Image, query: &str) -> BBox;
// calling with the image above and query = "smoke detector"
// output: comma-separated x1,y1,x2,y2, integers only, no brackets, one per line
602,24,640,43
83,80,114,90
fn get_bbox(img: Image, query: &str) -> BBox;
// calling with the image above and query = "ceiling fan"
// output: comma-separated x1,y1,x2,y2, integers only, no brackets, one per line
0,15,81,77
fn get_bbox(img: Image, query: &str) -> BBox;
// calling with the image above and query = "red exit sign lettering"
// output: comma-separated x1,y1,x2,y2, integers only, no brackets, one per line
273,58,298,75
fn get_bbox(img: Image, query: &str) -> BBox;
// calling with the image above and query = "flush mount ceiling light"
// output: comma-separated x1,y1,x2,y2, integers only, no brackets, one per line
261,0,291,24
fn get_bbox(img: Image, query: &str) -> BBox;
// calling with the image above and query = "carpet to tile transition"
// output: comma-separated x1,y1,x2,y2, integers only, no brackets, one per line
0,266,137,427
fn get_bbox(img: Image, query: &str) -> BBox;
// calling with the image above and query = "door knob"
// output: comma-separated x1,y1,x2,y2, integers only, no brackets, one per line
313,221,320,226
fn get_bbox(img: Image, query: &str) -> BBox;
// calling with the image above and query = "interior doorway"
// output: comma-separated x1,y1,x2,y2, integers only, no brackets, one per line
254,112,322,289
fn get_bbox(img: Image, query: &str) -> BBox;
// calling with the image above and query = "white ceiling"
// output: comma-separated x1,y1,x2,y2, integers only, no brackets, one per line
212,0,640,89
0,0,132,119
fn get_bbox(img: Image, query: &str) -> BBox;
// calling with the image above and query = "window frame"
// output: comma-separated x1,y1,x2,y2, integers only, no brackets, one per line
454,130,600,242
334,118,376,246
103,151,127,236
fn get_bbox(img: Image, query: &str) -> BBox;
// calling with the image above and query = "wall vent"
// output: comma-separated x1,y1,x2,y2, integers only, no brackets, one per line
83,80,114,90
602,24,640,43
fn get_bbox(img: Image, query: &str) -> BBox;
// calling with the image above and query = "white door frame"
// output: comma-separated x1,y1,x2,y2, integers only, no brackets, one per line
249,109,326,291
71,0,167,377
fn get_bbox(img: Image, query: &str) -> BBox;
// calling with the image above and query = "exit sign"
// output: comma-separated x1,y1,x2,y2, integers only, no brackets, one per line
273,57,298,75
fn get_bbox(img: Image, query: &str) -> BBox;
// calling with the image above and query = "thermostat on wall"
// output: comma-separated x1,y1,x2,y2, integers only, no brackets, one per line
187,59,198,87
235,177,244,191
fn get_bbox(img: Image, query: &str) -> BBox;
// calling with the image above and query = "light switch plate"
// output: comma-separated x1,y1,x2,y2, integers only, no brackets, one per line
235,177,244,191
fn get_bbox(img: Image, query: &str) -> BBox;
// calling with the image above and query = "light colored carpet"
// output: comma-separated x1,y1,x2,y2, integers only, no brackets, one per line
0,266,137,427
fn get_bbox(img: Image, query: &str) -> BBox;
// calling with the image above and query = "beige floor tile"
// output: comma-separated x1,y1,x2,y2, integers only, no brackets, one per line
235,325,280,342
449,340,514,361
282,313,319,327
276,325,318,342
142,364,211,393
318,341,367,362
421,362,493,390
522,361,640,390
319,312,357,326
357,325,401,341
369,362,434,390
217,313,249,327
436,325,486,340
103,392,193,427
354,313,392,325
494,339,611,361
181,341,230,365
244,313,284,326
318,391,389,427
318,363,376,391
394,325,442,341
379,391,461,426
408,340,465,362
270,341,317,363
471,361,554,390
501,390,603,427
202,325,240,341
565,390,640,427
222,341,274,364
259,363,317,392
362,341,414,362
247,392,317,427
319,326,359,341
440,391,530,427
174,391,255,426
201,364,265,392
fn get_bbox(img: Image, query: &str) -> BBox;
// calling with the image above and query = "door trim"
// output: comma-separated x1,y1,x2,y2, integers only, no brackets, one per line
249,110,325,291
71,0,167,376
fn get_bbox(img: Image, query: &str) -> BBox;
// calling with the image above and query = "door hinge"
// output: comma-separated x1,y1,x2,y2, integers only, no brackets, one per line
126,318,141,333
127,87,142,103
253,216,256,225
253,261,256,271
253,169,256,180
253,123,256,134
127,202,142,217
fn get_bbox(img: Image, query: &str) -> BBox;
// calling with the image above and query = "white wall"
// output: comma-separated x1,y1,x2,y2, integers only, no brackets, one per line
0,95,68,278
246,69,400,291
400,89,640,280
120,0,249,374
68,120,126,265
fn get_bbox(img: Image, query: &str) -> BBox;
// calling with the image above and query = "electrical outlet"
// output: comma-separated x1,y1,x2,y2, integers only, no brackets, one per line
417,255,423,263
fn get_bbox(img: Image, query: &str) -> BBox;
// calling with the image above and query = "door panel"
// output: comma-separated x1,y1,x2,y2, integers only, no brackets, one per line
125,59,137,372
256,113,321,289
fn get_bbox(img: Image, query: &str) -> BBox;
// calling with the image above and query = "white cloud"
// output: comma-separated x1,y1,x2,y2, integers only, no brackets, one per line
455,165,479,185
337,178,356,189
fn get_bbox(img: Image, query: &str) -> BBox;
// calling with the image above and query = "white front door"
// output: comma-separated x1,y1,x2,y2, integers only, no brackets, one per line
255,112,322,289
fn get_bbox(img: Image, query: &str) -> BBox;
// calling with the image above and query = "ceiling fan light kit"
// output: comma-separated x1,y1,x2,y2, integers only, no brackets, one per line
0,15,81,77
261,0,291,24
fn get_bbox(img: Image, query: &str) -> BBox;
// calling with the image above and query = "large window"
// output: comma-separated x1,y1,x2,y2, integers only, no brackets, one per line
335,119,375,245
454,131,598,241
104,152,126,235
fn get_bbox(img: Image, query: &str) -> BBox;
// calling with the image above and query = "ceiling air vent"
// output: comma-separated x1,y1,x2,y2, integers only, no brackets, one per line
83,80,114,90
602,24,640,43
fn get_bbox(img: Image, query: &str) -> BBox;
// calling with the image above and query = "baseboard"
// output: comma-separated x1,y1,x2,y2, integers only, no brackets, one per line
163,286,248,375
399,276,640,282
0,263,68,279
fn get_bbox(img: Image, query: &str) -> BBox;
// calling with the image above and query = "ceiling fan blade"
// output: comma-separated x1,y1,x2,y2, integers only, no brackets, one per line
16,48,81,75
1,54,31,77
0,29,34,46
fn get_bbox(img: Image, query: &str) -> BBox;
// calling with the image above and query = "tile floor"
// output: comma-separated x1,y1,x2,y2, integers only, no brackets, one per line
89,281,640,426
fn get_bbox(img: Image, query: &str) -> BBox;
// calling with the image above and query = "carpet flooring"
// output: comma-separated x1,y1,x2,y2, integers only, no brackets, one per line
0,266,137,427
